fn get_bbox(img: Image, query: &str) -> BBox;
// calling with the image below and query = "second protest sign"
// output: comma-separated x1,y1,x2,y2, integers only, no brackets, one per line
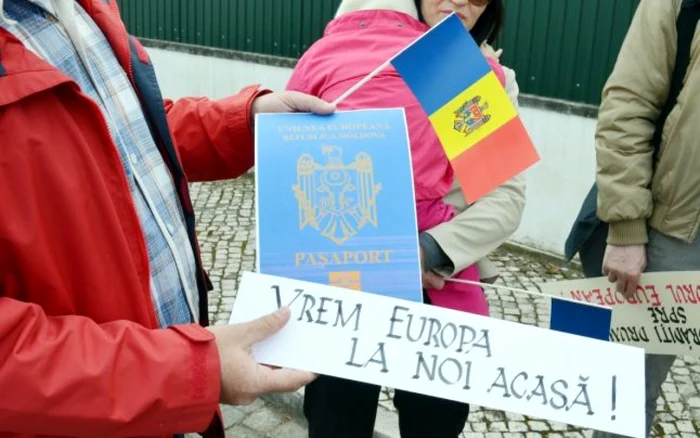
539,271,700,356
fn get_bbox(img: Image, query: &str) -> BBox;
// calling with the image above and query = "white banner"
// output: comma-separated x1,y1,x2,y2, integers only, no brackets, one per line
230,272,646,437
539,272,700,356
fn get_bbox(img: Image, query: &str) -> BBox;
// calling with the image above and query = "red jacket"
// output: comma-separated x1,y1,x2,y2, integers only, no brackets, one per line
0,1,265,437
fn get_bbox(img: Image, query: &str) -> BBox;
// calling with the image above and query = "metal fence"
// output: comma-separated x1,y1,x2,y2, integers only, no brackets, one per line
117,0,640,106
499,0,639,105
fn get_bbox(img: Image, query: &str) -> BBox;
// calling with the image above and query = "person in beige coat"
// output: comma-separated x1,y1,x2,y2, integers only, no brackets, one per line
595,0,700,436
288,0,526,436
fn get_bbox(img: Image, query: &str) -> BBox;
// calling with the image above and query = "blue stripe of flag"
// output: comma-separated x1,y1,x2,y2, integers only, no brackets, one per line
549,298,612,341
390,13,492,116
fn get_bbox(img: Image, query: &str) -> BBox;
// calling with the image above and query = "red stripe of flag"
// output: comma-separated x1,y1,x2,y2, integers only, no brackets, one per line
450,117,539,203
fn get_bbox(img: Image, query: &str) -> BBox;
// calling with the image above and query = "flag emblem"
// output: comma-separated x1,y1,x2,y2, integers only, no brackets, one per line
454,96,491,136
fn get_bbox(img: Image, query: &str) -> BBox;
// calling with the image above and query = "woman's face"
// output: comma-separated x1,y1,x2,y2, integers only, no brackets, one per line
420,0,490,29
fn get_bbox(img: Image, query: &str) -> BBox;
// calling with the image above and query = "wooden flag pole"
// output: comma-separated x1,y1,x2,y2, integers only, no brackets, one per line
444,277,611,309
331,58,392,106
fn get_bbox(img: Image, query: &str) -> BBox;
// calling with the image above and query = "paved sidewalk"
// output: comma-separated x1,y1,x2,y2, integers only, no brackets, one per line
191,177,700,437
185,400,306,438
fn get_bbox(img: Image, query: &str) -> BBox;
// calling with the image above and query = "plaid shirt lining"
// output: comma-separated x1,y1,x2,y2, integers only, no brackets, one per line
1,0,200,327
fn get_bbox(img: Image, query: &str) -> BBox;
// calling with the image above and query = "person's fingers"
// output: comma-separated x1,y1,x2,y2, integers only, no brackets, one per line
236,396,257,406
616,275,627,295
626,273,641,297
424,272,445,290
601,263,609,276
243,307,291,344
494,48,503,59
282,92,336,115
625,278,637,298
258,367,318,394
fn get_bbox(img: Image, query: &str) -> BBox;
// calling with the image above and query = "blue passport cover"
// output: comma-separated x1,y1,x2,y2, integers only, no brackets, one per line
255,109,423,303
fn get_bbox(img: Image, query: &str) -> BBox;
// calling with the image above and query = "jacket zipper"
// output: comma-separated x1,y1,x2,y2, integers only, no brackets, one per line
82,91,160,329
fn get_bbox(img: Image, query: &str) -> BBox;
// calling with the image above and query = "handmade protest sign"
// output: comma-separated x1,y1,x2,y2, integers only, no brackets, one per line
539,272,700,356
230,272,645,437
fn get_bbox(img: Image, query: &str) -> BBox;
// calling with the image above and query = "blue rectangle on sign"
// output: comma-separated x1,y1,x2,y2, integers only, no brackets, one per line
390,13,492,116
255,109,423,303
550,298,612,341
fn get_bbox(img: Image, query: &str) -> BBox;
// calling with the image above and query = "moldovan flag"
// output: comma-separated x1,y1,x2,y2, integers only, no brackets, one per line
550,297,613,342
391,13,539,202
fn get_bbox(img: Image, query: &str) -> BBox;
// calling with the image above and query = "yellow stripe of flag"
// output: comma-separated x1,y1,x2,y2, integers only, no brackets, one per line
428,72,518,160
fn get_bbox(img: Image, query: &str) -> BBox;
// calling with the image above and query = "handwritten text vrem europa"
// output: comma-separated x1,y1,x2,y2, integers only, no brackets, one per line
273,285,598,416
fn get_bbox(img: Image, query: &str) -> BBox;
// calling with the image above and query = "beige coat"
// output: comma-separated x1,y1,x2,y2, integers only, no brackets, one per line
597,0,700,245
335,0,526,279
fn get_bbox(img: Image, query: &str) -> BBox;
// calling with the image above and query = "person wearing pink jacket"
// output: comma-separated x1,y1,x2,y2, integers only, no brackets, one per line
287,0,525,436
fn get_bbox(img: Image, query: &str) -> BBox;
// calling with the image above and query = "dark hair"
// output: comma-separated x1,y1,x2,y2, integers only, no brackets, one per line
414,0,504,45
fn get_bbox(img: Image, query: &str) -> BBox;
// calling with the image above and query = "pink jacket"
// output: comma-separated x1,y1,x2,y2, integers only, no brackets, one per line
288,10,505,316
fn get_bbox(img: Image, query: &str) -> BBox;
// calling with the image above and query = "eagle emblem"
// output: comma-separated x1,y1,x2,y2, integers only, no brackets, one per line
453,96,491,136
292,146,381,245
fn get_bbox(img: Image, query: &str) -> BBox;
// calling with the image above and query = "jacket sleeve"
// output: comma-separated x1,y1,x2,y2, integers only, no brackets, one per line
427,175,526,275
426,66,526,275
595,0,678,245
0,298,221,437
165,85,270,182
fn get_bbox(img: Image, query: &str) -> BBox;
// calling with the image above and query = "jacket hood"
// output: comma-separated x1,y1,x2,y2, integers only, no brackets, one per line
335,0,418,18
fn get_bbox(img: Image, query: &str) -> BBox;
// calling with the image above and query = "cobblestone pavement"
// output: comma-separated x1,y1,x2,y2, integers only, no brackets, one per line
191,176,700,437
186,401,306,438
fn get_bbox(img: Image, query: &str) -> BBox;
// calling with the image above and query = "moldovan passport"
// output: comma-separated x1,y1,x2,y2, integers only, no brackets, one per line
255,109,423,303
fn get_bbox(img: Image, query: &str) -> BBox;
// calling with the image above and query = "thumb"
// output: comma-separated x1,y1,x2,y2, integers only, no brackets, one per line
244,307,292,345
284,92,336,115
257,367,318,394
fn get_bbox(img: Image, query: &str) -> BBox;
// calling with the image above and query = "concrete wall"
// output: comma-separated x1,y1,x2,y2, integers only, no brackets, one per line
146,44,599,259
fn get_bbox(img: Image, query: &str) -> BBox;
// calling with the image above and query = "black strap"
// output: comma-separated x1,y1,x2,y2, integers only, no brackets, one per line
651,0,700,160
